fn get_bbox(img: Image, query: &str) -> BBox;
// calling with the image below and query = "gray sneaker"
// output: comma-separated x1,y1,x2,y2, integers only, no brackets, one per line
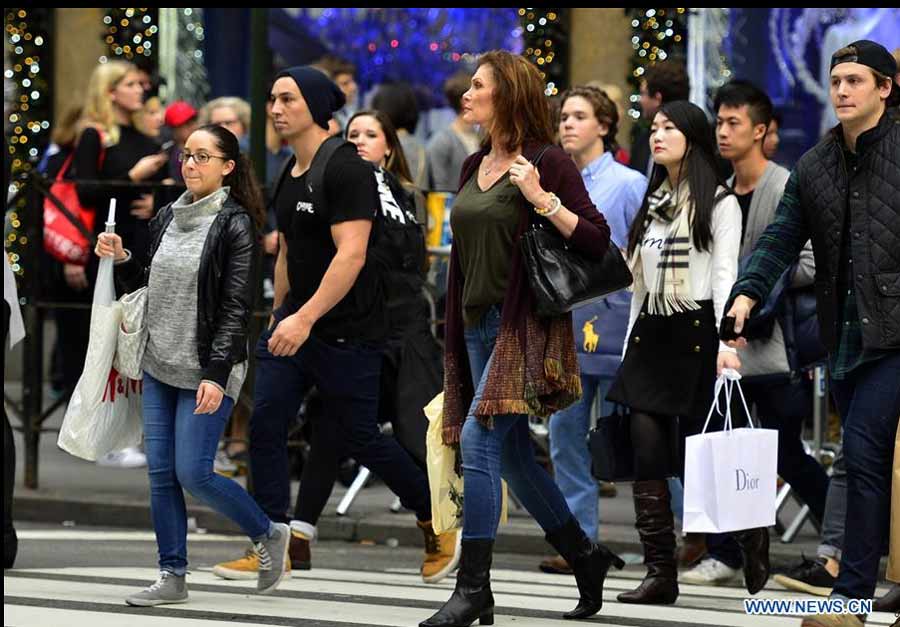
125,571,188,606
256,523,290,594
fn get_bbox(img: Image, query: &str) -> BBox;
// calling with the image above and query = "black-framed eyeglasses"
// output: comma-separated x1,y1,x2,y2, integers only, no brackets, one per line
179,150,229,165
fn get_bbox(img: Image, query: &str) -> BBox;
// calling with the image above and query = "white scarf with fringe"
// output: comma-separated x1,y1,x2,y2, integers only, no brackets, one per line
629,179,701,316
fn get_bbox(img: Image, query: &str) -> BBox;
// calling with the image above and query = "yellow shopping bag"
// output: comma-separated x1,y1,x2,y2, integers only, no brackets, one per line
424,392,508,534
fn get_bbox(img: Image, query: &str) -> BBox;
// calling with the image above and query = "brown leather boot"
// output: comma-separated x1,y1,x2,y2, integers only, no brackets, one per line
676,533,707,568
538,554,573,575
617,480,679,605
289,531,311,571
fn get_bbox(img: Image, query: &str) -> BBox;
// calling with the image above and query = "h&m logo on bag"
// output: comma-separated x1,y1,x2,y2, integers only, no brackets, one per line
102,368,142,403
735,468,760,492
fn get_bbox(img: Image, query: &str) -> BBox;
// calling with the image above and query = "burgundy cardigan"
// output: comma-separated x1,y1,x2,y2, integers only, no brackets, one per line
441,141,611,444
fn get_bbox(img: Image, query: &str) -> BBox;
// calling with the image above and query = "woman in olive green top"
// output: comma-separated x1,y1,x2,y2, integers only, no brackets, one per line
421,50,619,627
451,173,521,327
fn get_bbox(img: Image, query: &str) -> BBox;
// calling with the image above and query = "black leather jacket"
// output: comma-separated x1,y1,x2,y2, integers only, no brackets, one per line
116,196,259,389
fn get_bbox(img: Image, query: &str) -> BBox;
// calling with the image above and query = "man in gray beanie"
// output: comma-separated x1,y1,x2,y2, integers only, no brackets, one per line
213,66,459,584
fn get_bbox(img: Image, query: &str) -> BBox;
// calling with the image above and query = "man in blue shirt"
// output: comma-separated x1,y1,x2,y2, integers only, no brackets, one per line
540,86,646,574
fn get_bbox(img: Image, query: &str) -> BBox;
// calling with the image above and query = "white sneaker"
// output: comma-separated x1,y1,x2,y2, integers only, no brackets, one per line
681,557,740,586
97,447,147,468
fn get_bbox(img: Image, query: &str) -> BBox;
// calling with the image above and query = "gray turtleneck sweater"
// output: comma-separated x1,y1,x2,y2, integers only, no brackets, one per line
143,187,247,401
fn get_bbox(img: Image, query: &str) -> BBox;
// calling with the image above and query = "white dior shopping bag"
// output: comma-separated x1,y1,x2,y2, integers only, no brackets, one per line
683,369,778,534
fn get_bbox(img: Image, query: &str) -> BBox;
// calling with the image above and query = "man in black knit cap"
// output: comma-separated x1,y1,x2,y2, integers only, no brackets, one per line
213,66,457,584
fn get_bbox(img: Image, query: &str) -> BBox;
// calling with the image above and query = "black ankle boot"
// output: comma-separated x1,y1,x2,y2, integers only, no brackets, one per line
733,527,770,595
874,584,900,613
545,515,625,619
420,539,494,627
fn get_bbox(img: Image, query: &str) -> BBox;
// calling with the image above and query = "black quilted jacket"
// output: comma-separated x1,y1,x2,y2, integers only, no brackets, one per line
731,112,900,353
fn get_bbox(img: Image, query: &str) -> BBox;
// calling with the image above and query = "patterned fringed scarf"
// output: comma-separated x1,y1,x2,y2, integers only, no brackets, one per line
473,310,582,425
629,179,700,316
441,218,582,445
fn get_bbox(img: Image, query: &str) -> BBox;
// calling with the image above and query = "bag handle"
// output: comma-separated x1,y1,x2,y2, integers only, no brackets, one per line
700,368,753,434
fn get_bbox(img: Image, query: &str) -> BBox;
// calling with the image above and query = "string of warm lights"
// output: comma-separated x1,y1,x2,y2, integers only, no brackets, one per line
519,7,568,96
5,7,51,278
101,8,158,62
627,7,688,120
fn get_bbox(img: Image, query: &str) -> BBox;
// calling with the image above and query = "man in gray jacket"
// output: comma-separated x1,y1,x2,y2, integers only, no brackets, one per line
681,80,829,589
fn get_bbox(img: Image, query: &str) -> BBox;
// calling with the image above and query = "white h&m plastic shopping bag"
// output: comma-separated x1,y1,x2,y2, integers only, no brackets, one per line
58,201,143,461
683,369,778,534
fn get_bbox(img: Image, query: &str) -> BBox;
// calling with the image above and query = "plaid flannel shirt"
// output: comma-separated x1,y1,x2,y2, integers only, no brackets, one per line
729,168,885,379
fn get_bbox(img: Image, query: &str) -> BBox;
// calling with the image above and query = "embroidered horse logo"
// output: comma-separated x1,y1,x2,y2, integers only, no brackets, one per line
583,316,599,353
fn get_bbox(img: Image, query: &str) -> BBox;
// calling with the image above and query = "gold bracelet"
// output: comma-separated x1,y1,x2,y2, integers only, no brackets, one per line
534,192,561,216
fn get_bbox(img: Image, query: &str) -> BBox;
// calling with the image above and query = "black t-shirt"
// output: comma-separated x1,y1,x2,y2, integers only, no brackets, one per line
736,190,753,241
275,143,386,343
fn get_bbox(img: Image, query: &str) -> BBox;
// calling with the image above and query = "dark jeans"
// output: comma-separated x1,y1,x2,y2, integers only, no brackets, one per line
829,353,900,601
706,374,831,569
293,401,345,526
249,307,431,524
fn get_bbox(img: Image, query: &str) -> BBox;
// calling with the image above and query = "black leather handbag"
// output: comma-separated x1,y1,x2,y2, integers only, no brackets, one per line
521,223,633,318
517,145,633,317
588,406,635,483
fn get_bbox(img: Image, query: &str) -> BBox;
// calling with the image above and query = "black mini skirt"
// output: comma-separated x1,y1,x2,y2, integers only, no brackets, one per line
607,297,719,425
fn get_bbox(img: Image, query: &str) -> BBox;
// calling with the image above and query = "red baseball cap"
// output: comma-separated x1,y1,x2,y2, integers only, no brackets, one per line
164,100,197,127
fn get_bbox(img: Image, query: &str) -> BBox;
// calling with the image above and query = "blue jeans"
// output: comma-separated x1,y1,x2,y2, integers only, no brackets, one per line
143,372,271,575
818,449,846,561
829,353,900,601
549,374,612,540
461,305,574,540
249,305,431,524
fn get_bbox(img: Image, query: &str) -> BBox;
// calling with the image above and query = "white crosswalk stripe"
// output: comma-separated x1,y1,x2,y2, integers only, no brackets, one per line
4,566,897,627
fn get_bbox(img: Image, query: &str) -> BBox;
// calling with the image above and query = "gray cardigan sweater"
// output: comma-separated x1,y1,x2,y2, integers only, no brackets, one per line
731,161,815,376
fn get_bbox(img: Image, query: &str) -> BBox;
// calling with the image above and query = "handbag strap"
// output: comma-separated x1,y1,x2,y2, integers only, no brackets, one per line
35,175,96,244
531,144,552,168
522,144,555,233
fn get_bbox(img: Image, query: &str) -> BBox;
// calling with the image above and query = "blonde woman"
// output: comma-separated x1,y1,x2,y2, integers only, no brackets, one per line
73,60,169,271
72,60,171,468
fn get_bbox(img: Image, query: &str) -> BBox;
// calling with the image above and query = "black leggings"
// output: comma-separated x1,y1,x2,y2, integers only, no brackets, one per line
630,411,681,481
